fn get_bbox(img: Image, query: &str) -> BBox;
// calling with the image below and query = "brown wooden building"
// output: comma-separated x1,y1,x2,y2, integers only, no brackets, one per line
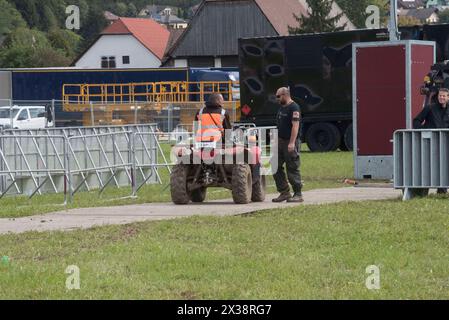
162,0,354,68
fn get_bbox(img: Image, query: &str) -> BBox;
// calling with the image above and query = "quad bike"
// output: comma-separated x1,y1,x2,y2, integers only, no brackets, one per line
170,129,266,204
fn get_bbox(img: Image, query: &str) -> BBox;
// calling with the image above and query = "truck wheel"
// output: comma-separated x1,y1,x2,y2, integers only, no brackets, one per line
170,164,190,204
232,164,252,204
251,175,266,202
343,124,353,151
190,188,207,203
305,122,341,152
339,140,349,151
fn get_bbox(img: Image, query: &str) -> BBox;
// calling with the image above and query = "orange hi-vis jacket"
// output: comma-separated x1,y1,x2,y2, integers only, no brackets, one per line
195,107,226,142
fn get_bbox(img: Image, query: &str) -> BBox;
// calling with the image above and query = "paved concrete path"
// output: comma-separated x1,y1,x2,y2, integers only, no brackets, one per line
0,187,401,235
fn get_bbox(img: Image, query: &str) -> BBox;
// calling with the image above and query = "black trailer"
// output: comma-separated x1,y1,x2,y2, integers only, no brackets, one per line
238,24,449,152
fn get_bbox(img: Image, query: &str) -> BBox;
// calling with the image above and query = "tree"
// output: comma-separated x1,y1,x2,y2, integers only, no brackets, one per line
438,9,449,23
48,28,83,58
398,15,422,26
40,4,59,31
288,0,346,35
28,47,72,67
0,26,73,68
1,0,203,67
2,27,49,48
127,3,138,16
0,45,33,67
336,0,390,28
12,0,40,29
79,3,108,45
335,0,368,28
0,0,26,37
114,2,128,16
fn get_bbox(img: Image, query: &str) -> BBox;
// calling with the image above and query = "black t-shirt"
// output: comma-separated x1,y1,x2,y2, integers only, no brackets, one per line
277,101,301,140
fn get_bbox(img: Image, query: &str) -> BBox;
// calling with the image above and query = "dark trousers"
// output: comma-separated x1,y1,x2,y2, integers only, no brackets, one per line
273,138,302,194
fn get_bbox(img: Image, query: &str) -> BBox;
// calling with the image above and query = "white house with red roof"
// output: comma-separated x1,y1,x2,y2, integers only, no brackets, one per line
73,18,170,68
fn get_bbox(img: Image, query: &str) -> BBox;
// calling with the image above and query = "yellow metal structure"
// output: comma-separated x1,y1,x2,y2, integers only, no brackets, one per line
62,81,241,127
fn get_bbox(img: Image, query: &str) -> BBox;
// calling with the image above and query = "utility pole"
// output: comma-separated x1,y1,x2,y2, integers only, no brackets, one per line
389,0,400,41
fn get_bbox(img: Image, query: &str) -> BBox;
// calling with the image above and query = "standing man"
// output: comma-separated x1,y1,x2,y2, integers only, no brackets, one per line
413,87,449,194
413,87,449,129
272,87,303,203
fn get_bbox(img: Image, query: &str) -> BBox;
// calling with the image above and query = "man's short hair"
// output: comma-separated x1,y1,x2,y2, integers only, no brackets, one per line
208,93,223,105
277,87,290,96
439,88,449,94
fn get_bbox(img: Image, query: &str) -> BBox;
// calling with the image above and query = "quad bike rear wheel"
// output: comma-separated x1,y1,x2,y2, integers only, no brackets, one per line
251,175,266,202
232,164,252,204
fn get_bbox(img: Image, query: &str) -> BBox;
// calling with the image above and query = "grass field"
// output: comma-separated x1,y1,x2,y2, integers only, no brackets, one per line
0,147,354,219
2,147,446,300
0,196,448,299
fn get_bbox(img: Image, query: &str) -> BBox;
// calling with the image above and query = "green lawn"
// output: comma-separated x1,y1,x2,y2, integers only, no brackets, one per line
1,146,447,299
0,148,354,219
0,196,448,299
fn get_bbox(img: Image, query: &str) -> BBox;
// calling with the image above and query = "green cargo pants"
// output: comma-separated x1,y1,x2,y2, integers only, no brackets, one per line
272,138,302,194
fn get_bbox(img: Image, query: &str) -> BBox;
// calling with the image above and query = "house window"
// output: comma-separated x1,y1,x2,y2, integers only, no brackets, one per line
101,57,108,68
101,56,116,69
122,56,130,65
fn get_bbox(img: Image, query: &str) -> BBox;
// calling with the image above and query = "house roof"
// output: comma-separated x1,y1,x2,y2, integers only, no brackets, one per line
101,18,170,60
104,11,119,21
161,14,187,24
147,13,187,24
196,0,310,35
164,0,354,61
254,0,308,35
165,28,185,56
201,0,353,35
398,0,426,9
139,5,179,16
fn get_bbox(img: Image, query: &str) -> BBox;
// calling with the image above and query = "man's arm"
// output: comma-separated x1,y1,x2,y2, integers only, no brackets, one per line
223,112,232,130
288,109,301,153
413,105,430,129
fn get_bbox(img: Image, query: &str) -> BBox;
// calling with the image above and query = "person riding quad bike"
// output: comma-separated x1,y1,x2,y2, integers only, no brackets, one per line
170,93,266,204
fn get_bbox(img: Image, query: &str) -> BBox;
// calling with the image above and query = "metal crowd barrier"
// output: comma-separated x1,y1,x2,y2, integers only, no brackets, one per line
0,124,164,203
0,124,278,203
67,131,134,202
131,131,173,196
394,129,449,200
0,134,68,202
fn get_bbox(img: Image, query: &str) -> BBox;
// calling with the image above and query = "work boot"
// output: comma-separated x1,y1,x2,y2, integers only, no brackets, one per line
287,193,304,203
272,192,292,203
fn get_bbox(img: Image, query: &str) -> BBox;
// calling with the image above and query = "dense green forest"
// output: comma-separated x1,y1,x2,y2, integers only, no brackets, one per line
0,0,201,68
0,0,392,68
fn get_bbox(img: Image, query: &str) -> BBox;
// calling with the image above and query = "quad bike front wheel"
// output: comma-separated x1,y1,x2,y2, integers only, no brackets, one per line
170,164,190,204
232,164,252,204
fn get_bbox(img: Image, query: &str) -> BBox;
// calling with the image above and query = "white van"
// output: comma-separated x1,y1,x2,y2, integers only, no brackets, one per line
0,106,49,130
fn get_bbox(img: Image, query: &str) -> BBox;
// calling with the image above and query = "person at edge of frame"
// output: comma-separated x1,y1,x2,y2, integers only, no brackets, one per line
413,87,449,194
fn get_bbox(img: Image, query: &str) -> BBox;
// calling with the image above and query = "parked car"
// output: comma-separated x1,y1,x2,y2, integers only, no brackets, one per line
0,105,50,130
